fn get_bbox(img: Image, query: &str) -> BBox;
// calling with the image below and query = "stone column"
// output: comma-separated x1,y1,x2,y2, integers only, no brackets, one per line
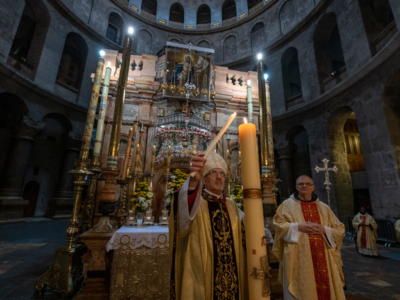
0,116,45,220
49,132,81,218
277,145,295,199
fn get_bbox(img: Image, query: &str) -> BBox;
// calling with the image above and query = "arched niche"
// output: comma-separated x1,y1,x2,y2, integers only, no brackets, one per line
106,12,124,45
281,47,303,109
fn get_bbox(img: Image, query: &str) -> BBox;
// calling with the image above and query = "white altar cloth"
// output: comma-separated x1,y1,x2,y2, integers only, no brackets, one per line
106,225,169,252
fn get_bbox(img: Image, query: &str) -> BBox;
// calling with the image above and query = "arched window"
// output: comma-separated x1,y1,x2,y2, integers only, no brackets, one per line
357,0,395,54
10,3,36,62
222,0,236,21
56,33,88,92
170,3,184,23
141,0,157,15
37,113,72,143
313,13,346,92
251,22,264,53
197,40,211,48
281,47,302,109
106,12,124,45
197,4,211,25
223,35,237,63
9,0,50,75
248,0,263,10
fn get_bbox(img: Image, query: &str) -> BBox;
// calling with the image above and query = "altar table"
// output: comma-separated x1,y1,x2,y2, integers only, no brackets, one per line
107,225,170,300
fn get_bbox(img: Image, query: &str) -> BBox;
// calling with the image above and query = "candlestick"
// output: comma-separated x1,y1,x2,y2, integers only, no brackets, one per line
121,128,135,180
150,145,156,174
257,56,271,176
265,78,275,175
93,64,111,161
106,32,134,170
190,112,236,177
126,122,138,176
239,117,271,299
166,145,171,175
247,80,253,123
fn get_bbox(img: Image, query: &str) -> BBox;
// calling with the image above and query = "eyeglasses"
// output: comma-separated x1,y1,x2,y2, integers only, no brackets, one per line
296,183,314,187
206,170,226,178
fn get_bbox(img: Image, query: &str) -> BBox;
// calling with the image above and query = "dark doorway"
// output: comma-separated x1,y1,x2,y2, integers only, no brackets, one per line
23,181,40,217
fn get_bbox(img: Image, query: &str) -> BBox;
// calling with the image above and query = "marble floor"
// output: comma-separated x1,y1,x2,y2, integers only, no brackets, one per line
0,219,399,299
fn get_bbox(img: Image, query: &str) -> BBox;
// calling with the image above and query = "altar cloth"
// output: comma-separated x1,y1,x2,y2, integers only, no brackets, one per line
106,225,169,251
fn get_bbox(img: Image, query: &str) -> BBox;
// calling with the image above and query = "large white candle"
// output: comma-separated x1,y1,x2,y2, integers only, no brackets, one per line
247,80,253,123
239,118,270,300
190,112,236,177
93,64,111,156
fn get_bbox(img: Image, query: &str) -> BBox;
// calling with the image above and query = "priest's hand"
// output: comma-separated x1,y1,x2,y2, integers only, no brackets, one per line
189,154,207,189
298,222,326,235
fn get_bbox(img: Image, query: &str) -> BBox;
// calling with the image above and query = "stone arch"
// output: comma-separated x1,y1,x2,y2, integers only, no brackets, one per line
56,32,88,92
136,29,153,55
37,113,73,143
141,0,157,15
281,47,302,109
250,22,264,53
9,0,50,78
222,0,237,21
313,13,346,89
279,0,296,36
106,12,124,45
197,40,212,49
223,35,237,63
197,4,211,25
357,0,396,54
0,93,29,178
169,2,184,24
326,106,364,217
279,125,312,198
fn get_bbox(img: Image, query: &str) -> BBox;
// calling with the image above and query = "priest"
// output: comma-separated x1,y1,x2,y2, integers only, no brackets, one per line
169,152,248,300
272,175,346,300
352,207,379,256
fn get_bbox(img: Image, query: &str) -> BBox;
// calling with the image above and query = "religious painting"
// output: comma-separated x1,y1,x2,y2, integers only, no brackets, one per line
163,42,214,101
157,108,164,116
203,112,211,121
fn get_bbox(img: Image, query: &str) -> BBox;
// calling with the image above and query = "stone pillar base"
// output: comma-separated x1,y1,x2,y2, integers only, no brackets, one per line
47,197,74,219
0,197,28,221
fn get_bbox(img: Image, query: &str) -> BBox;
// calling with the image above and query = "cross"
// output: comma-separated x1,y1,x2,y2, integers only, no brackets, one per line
315,158,338,208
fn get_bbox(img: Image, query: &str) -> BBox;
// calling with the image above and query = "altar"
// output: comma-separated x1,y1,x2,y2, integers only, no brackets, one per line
107,226,170,300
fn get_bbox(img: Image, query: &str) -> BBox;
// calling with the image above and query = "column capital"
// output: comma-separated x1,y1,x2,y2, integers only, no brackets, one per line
277,144,294,159
15,116,45,140
66,132,82,152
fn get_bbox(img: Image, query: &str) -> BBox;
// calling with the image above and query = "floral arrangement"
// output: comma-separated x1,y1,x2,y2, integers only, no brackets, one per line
131,181,153,213
228,183,244,212
165,169,190,208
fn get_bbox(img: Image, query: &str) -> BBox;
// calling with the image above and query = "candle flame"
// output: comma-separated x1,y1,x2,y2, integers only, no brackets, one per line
107,61,111,67
244,117,248,124
233,112,237,116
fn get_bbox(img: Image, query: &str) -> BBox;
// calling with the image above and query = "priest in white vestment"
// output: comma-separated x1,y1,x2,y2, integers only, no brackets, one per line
273,175,346,300
352,207,379,256
169,152,248,300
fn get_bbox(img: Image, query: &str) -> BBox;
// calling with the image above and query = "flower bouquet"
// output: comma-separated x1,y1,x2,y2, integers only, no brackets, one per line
131,181,153,225
165,169,190,213
228,183,244,212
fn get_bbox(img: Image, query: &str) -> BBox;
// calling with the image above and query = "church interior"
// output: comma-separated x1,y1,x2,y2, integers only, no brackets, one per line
0,0,400,299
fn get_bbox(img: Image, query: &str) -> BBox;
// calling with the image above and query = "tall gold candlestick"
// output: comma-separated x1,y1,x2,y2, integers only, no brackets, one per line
257,56,271,177
265,77,274,175
239,118,271,299
166,145,171,175
126,122,138,176
150,145,156,174
121,127,135,180
106,30,134,170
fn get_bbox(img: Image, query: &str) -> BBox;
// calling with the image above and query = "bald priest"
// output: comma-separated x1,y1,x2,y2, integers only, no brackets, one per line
169,151,248,300
273,175,346,300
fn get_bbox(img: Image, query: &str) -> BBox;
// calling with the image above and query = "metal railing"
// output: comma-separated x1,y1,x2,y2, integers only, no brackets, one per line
345,216,398,247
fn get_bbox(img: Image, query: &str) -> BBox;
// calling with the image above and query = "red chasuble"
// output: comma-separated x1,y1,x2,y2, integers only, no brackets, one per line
300,202,331,300
360,215,367,248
